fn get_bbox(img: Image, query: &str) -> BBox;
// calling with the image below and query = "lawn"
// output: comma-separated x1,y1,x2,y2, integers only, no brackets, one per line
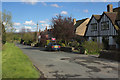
2,43,40,78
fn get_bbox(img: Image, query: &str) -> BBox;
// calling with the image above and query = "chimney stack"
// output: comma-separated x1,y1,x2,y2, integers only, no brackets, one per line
73,18,76,25
107,4,113,12
45,26,47,30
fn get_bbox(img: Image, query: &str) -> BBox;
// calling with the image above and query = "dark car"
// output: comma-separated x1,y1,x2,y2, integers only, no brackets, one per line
45,42,61,51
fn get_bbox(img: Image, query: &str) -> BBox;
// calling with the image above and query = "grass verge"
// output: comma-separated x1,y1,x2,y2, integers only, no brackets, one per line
2,43,40,78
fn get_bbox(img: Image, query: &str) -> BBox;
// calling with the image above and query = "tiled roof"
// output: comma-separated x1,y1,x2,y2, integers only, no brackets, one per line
93,15,101,21
74,18,88,29
113,7,120,12
104,12,117,24
74,18,90,36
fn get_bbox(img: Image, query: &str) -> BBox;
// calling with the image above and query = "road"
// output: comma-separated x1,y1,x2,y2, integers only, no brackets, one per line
17,44,119,79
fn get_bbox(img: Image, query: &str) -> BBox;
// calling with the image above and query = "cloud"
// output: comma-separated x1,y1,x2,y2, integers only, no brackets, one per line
61,11,68,15
51,4,63,8
16,29,20,33
21,0,38,5
23,20,36,26
41,24,49,27
15,26,36,32
13,22,21,26
83,9,89,13
40,24,51,31
41,2,47,6
15,26,21,33
46,19,50,22
39,21,46,23
25,26,32,29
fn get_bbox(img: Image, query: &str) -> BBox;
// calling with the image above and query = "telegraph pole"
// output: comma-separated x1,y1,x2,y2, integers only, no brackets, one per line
118,1,120,7
36,22,38,42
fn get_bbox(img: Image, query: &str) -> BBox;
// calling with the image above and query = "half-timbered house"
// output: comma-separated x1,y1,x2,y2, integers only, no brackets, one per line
85,4,120,49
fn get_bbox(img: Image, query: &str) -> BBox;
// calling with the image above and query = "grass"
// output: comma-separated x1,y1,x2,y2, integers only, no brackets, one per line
2,43,40,78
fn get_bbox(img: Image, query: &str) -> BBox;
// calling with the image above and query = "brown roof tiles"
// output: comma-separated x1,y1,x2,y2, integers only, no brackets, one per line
93,15,101,21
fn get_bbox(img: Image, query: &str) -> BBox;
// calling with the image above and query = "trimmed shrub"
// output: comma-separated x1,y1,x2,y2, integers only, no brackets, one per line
81,41,103,54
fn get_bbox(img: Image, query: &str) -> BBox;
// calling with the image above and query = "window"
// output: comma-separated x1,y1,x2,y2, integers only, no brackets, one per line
91,23,97,31
101,21,109,30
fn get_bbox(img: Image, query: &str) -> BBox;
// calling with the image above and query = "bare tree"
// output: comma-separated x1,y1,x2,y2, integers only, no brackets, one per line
2,9,14,32
1,10,15,43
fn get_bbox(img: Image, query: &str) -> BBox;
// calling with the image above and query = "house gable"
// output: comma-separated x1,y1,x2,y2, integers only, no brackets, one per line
99,12,118,36
85,15,99,37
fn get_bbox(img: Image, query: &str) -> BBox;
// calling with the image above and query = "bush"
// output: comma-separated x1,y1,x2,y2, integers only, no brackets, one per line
20,39,24,44
61,43,65,47
34,43,41,47
46,40,51,45
81,41,103,54
68,41,80,50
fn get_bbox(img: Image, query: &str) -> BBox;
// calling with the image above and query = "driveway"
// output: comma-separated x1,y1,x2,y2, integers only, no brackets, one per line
17,44,119,79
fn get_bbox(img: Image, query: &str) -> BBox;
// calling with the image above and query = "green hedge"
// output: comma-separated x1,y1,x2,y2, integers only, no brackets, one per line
81,41,103,55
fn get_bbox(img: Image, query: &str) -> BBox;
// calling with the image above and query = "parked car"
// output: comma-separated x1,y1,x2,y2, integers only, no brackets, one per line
45,42,61,51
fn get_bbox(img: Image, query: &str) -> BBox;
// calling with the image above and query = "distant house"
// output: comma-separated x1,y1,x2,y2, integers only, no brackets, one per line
74,18,90,37
85,4,120,49
47,29,53,40
40,26,53,40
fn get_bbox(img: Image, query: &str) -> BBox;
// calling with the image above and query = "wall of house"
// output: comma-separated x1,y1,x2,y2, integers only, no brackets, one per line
109,36,116,45
99,14,117,36
86,17,98,37
97,37,102,43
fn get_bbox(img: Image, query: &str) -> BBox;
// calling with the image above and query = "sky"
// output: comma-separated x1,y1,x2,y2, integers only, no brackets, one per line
2,1,119,32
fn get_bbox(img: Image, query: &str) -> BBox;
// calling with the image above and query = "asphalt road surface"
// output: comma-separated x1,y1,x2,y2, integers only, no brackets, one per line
17,44,119,79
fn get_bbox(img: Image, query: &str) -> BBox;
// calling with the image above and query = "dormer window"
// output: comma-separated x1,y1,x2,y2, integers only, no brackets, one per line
101,21,109,30
91,23,97,31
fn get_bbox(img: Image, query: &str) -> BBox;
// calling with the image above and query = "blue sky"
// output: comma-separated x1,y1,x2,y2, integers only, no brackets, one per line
2,2,119,32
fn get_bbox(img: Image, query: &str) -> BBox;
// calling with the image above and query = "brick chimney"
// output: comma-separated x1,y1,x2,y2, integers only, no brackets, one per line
45,26,47,31
107,4,113,12
73,18,76,25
